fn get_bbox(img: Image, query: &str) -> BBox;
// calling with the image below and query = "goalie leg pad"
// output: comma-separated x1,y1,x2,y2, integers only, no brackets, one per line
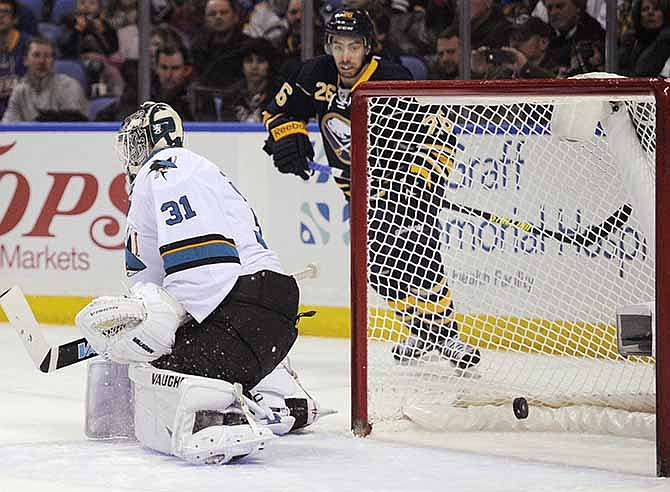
129,365,273,464
128,364,187,455
85,358,135,440
173,380,274,464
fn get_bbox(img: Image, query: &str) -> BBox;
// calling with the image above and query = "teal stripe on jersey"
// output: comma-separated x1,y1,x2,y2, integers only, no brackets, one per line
162,241,239,275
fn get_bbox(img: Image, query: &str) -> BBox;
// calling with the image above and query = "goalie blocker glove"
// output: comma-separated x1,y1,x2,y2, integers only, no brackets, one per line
263,114,314,180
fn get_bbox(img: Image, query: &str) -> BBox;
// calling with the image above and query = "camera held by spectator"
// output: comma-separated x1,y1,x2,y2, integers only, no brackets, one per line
484,48,517,65
566,39,605,76
471,45,527,78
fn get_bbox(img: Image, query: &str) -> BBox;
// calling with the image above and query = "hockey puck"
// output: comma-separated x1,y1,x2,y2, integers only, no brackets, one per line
513,397,529,420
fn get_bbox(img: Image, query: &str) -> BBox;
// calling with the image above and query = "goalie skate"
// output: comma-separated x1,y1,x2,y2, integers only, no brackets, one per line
392,336,481,369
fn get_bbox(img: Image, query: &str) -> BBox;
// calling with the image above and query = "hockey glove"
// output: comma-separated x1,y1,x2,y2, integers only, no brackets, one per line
263,116,313,180
76,282,186,364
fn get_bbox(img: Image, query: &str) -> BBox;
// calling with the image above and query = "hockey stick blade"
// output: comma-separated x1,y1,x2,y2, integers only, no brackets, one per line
0,286,97,373
39,336,97,372
581,203,633,247
542,203,633,247
444,201,632,248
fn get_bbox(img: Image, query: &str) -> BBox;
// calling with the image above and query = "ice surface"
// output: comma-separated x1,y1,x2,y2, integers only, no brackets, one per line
0,325,666,492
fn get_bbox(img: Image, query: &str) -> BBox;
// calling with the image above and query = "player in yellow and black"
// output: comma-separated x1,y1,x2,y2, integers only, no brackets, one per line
262,8,480,369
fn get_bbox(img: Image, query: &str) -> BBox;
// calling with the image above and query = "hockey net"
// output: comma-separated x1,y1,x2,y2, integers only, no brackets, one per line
349,79,670,454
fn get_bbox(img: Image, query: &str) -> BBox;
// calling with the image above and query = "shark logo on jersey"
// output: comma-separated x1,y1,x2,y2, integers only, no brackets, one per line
322,112,351,165
149,156,177,180
125,230,146,276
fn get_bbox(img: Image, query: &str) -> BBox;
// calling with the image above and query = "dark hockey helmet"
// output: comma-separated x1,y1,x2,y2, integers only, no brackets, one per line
324,8,374,55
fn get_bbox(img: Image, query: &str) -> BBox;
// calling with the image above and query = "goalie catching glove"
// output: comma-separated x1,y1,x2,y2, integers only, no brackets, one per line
76,282,186,364
263,114,313,180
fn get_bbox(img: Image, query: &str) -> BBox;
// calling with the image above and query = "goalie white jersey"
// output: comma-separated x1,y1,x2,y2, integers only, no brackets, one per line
125,147,283,322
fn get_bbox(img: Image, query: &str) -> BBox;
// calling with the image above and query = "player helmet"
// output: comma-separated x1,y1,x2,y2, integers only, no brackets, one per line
116,101,184,184
324,8,374,56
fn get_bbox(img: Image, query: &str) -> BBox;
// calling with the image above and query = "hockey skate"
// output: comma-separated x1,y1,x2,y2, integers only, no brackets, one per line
392,335,480,369
438,337,481,369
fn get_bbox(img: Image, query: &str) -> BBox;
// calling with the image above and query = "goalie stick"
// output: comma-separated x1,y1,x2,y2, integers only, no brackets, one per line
0,263,320,373
308,161,632,248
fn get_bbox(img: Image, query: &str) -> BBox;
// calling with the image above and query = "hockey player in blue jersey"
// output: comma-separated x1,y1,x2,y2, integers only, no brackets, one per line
262,8,481,369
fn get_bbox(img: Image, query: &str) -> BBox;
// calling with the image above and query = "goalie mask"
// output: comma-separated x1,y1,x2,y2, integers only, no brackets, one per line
117,101,184,184
324,8,374,56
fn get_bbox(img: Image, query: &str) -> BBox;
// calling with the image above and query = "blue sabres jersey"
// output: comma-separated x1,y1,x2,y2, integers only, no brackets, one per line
264,55,412,198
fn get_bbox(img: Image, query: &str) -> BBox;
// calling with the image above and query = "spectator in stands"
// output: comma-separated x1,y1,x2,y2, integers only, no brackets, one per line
154,44,194,120
170,0,207,42
471,16,558,80
386,0,433,56
471,0,513,49
59,0,123,98
370,12,400,62
219,37,281,121
110,5,190,67
150,25,184,68
542,0,605,75
508,15,558,77
285,0,303,33
620,0,670,76
427,24,459,79
0,0,29,117
59,0,119,58
244,0,290,45
277,0,309,77
424,0,456,40
191,0,250,87
3,35,88,122
533,0,625,30
619,0,637,42
105,0,138,30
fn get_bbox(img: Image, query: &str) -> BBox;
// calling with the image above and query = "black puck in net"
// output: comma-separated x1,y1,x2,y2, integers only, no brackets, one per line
513,397,529,420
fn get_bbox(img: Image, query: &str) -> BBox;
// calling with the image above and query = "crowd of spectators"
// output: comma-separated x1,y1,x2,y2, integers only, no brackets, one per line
0,0,668,122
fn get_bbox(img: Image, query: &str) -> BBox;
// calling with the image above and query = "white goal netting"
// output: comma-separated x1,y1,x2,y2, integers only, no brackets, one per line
359,90,656,437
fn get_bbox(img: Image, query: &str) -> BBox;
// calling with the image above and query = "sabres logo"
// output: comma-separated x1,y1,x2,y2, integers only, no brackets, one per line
321,112,351,166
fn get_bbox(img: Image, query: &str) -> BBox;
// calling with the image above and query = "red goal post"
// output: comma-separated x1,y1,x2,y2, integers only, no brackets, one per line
349,78,670,476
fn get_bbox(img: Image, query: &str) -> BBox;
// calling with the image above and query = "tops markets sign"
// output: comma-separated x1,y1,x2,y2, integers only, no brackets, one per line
0,132,129,295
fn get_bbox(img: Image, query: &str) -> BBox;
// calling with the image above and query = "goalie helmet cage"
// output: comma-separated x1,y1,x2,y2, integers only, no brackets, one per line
349,78,670,477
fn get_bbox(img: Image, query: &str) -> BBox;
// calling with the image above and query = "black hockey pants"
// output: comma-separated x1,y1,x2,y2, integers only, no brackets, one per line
152,270,299,390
